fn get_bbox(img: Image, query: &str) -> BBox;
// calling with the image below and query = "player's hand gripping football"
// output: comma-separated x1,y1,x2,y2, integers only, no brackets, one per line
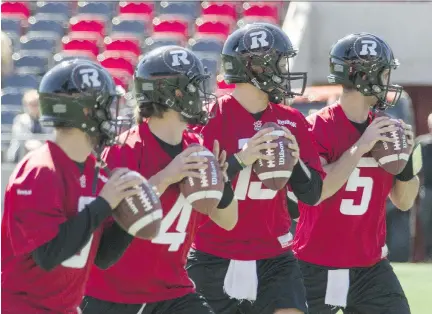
236,127,279,166
212,139,229,182
280,126,300,166
399,119,415,154
98,168,144,209
355,117,398,155
160,145,208,186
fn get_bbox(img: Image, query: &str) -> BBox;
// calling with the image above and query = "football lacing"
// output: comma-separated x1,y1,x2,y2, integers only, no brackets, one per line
200,168,209,187
139,188,152,212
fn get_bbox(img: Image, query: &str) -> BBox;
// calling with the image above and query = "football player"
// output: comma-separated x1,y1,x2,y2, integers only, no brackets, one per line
294,33,420,313
186,23,324,314
82,46,238,314
1,59,142,313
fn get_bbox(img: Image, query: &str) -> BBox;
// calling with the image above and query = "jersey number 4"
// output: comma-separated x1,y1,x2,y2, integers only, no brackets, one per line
151,195,193,252
340,159,376,216
61,196,95,269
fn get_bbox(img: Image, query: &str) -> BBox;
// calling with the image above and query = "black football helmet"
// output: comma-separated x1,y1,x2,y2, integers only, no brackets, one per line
134,45,216,125
221,22,307,104
38,59,129,148
327,33,403,110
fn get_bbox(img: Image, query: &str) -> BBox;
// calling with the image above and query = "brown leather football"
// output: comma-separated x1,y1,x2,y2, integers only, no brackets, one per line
253,122,296,191
371,112,411,175
114,171,163,240
179,144,224,215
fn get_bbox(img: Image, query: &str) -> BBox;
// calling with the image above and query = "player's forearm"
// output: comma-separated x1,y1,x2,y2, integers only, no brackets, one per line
320,146,364,202
389,176,420,211
149,170,170,196
95,222,133,269
32,197,112,271
209,182,238,230
289,161,323,205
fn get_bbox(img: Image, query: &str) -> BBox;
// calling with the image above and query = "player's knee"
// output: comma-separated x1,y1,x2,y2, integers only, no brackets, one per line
274,308,304,314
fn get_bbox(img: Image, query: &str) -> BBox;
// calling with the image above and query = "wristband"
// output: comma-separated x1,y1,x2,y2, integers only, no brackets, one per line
234,153,247,168
217,181,235,209
395,143,423,181
226,154,245,180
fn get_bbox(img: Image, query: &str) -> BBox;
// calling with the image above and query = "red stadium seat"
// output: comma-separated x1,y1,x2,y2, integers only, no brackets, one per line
63,38,99,57
201,2,237,21
98,55,134,76
153,16,189,39
70,18,106,39
242,3,279,23
196,17,231,40
105,38,141,57
1,2,30,19
119,2,154,21
112,74,131,90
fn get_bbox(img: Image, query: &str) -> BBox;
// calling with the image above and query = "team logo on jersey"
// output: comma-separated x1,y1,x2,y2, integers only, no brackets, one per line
72,64,105,93
163,47,196,73
253,120,263,131
354,35,383,62
243,27,275,54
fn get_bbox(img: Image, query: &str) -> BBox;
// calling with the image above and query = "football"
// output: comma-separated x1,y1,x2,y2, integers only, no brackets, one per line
253,122,296,191
371,113,411,175
179,144,224,215
113,171,163,240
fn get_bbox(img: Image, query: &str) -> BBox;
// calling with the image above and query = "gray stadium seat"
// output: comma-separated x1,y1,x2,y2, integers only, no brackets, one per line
201,58,219,75
53,53,93,65
36,2,72,19
190,38,224,54
77,2,114,20
20,37,57,54
158,2,200,19
13,55,50,76
1,91,24,107
111,18,148,36
1,19,21,38
144,36,184,51
2,74,39,90
27,19,65,38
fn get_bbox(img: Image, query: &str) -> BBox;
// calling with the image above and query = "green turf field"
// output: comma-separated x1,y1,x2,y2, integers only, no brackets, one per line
335,263,432,314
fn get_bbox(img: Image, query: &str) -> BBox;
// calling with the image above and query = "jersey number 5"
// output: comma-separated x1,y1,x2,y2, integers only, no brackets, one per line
340,167,373,216
61,196,95,269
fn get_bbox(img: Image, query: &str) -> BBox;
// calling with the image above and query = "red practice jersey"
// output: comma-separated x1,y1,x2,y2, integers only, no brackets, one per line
85,122,206,304
192,95,324,260
1,141,107,314
293,104,394,268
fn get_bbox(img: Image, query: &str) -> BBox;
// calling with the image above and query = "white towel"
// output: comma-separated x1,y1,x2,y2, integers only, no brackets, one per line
223,259,258,301
325,269,350,308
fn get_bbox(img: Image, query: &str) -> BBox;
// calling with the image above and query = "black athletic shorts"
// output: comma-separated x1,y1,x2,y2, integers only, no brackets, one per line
298,259,410,314
187,249,308,314
80,292,214,314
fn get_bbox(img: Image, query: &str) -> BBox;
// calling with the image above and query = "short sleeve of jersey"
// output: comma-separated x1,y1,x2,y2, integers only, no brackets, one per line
306,113,333,163
4,167,65,255
102,143,139,173
295,112,325,178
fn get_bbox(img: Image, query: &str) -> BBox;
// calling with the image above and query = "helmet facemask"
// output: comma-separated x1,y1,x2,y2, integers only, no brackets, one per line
238,51,307,104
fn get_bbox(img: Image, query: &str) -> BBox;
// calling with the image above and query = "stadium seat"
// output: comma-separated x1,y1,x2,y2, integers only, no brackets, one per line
1,2,31,19
1,109,19,132
62,38,99,57
189,37,224,56
237,16,279,28
201,2,237,21
144,34,184,51
1,90,24,107
77,2,114,21
70,18,106,39
119,1,154,21
201,58,219,76
19,37,58,55
27,19,65,39
53,52,95,64
158,2,201,19
153,16,189,39
13,54,50,76
111,17,149,38
99,55,134,76
1,18,22,38
242,3,280,24
105,38,141,57
35,2,72,19
195,17,231,40
2,74,39,90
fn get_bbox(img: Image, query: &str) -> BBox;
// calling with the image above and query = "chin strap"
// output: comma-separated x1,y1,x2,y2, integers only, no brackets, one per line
91,140,112,195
